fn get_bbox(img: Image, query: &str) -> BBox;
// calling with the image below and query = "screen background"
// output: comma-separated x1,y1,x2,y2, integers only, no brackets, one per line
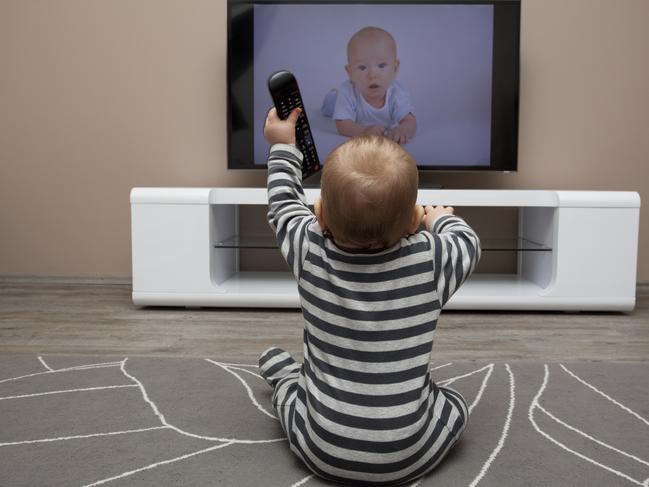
253,4,494,166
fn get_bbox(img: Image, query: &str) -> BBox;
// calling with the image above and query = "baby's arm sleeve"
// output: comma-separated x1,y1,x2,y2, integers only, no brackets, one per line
391,85,415,124
425,215,481,307
332,83,357,121
266,144,314,278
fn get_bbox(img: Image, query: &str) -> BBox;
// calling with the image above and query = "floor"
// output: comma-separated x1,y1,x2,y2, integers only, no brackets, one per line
0,281,648,363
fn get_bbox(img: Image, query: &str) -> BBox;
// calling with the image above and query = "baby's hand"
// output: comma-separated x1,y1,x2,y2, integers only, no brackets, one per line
386,124,413,145
422,205,454,231
362,124,386,137
263,107,301,146
387,114,417,145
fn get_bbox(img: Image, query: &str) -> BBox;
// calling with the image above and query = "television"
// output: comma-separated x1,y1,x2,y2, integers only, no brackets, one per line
228,0,520,172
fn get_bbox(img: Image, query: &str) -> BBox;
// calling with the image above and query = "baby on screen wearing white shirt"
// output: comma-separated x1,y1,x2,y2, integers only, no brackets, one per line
321,26,417,145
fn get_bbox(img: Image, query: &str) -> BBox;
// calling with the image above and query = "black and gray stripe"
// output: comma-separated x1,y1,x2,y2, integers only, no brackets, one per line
262,144,481,485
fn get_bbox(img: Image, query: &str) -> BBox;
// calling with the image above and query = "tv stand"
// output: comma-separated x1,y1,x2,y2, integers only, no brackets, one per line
130,188,640,311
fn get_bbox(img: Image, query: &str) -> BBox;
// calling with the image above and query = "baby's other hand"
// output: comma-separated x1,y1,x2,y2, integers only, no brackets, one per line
422,205,454,231
386,125,412,145
388,114,417,145
263,107,301,146
362,124,386,137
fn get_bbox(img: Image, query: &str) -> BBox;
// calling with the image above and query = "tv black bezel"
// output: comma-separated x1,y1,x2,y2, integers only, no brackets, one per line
227,0,520,172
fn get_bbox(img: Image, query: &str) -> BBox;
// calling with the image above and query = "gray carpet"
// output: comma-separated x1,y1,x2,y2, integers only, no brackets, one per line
1,356,648,487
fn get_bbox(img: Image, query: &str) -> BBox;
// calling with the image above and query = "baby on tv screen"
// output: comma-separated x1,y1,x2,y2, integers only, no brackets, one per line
228,1,520,171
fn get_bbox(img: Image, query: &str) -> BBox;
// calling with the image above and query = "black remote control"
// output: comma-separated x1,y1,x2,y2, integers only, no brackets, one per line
267,70,321,179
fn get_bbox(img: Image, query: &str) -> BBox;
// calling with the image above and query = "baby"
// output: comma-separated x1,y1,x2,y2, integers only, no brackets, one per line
322,26,417,145
259,107,481,485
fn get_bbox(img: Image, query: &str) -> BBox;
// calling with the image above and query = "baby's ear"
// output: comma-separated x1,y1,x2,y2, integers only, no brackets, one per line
395,59,400,73
314,198,328,232
408,204,425,234
345,64,352,78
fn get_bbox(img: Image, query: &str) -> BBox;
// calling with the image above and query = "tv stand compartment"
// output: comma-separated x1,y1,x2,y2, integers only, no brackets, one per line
130,188,640,311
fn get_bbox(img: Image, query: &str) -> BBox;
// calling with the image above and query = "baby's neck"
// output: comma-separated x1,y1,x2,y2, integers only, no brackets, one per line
362,92,386,109
335,241,388,254
329,234,390,253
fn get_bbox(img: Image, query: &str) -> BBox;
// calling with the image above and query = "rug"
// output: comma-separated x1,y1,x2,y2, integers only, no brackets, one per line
0,356,647,486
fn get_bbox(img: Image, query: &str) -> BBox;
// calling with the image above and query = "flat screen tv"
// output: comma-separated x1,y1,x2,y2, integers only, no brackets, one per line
228,0,520,172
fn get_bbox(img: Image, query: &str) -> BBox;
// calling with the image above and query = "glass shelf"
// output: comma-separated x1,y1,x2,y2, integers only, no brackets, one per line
214,236,551,252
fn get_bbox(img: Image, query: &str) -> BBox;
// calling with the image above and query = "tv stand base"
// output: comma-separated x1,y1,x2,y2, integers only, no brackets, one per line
130,188,640,311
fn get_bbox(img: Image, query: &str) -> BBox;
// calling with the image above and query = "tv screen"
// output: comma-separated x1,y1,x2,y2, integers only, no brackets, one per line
228,0,520,171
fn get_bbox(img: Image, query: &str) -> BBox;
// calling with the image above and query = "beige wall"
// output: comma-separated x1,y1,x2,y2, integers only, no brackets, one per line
1,0,648,280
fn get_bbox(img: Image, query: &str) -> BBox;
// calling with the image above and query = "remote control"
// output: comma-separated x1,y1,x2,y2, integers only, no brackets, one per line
267,70,321,179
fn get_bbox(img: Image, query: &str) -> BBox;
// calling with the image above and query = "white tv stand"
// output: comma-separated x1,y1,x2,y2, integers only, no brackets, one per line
130,188,640,311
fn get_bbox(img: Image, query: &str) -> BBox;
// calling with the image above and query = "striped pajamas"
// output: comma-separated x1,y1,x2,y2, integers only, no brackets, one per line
259,144,481,485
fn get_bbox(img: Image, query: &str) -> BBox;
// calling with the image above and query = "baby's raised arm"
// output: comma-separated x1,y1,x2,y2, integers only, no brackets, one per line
264,107,314,277
422,206,481,307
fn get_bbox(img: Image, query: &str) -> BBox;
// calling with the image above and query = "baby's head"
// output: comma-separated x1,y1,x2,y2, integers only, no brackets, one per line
315,135,422,250
345,27,400,102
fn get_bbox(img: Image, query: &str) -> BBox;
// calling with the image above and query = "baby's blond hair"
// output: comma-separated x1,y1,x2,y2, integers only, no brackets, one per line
321,135,418,249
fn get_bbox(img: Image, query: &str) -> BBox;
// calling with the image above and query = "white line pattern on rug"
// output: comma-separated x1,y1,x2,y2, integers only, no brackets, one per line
290,474,315,486
529,364,646,486
560,364,649,427
213,361,258,368
0,362,123,384
206,359,278,420
2,358,645,486
1,355,292,485
0,427,169,447
468,364,515,487
120,357,285,444
226,364,264,380
536,403,649,467
468,364,494,414
0,384,138,401
430,362,453,371
37,356,54,371
81,441,236,486
438,364,494,387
